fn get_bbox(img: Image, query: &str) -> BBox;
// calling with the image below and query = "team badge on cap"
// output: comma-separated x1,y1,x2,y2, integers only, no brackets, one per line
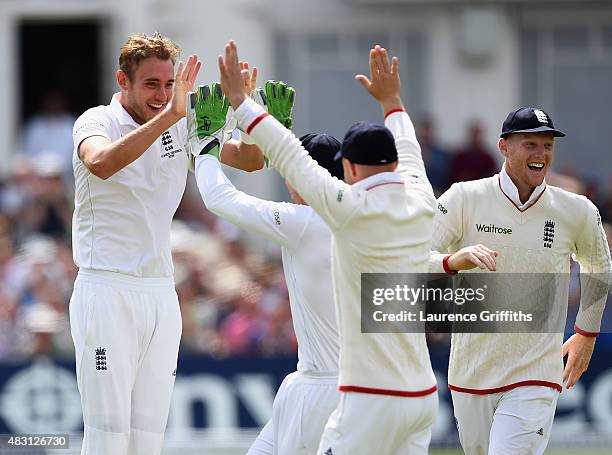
500,107,565,139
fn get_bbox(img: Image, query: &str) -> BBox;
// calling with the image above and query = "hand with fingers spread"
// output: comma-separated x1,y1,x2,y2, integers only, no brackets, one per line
562,333,596,389
239,61,258,97
446,244,499,272
186,83,232,160
218,41,249,109
355,45,403,115
218,41,296,129
165,54,202,121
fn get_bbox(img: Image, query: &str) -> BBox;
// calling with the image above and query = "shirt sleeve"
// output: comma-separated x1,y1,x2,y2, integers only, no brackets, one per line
232,98,359,231
72,108,113,153
429,183,465,273
573,199,612,335
384,110,436,211
194,155,311,249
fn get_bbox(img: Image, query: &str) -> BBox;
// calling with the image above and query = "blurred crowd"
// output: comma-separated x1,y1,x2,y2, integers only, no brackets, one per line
0,92,611,362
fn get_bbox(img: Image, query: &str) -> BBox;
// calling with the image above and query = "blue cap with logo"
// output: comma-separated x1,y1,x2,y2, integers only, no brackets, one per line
341,121,398,165
500,107,565,139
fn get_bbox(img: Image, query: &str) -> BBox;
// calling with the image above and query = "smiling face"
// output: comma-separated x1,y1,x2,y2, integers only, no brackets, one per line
117,57,175,124
499,132,555,200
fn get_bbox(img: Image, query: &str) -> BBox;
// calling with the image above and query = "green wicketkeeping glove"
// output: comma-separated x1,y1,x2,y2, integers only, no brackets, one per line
186,82,234,161
252,80,295,130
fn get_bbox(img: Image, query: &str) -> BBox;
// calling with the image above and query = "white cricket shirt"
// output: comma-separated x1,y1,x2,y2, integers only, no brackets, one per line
195,156,339,373
233,99,438,396
430,170,612,393
72,94,189,277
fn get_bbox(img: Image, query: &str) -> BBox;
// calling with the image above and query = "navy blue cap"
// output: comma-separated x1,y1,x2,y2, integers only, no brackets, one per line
300,133,344,180
341,121,398,165
501,107,565,139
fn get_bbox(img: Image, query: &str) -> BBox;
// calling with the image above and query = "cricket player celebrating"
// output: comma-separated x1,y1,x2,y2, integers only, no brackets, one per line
218,41,438,454
70,33,262,455
185,72,342,453
432,107,612,454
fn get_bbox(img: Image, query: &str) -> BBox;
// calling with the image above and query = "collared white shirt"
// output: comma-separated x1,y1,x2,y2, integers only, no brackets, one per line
195,155,339,373
350,171,404,192
72,93,189,277
499,163,546,211
234,99,438,395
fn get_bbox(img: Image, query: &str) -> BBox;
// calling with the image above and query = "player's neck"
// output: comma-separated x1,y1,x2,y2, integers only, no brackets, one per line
118,92,145,125
508,174,536,203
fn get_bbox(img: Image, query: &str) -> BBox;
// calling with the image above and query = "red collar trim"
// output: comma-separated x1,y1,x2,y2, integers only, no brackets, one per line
365,181,404,191
497,175,546,213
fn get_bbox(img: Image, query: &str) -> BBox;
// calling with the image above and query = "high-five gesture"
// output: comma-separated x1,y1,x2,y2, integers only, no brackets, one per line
251,81,296,130
240,61,258,96
166,54,201,120
218,41,248,110
186,83,232,160
355,45,403,115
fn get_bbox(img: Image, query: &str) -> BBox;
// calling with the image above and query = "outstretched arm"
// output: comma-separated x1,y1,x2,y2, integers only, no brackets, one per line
189,60,309,248
195,155,310,249
218,40,355,231
356,45,435,209
220,61,265,171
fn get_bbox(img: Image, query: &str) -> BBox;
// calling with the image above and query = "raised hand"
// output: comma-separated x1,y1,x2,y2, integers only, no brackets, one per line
166,54,202,120
186,83,232,160
218,41,248,109
355,45,402,114
239,61,258,96
251,81,296,130
264,81,295,129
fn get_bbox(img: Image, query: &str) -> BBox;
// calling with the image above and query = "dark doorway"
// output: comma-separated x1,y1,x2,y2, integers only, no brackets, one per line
18,19,103,122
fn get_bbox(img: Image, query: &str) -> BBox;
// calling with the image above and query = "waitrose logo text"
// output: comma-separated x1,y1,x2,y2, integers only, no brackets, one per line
476,223,513,235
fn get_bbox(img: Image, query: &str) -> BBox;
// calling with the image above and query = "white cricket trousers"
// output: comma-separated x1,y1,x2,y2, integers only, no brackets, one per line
317,391,438,455
247,371,340,455
452,385,560,455
69,269,182,455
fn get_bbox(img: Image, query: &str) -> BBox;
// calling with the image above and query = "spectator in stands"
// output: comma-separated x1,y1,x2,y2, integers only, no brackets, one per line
21,90,76,181
418,115,451,196
450,121,498,184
